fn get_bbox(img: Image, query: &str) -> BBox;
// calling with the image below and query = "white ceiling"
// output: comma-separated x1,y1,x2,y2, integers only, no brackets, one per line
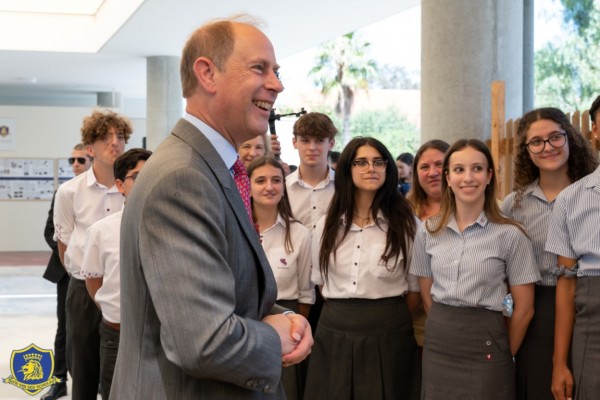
0,0,419,103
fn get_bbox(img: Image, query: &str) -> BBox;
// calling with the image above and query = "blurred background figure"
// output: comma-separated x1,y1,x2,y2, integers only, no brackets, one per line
396,152,414,196
328,150,341,170
239,133,269,169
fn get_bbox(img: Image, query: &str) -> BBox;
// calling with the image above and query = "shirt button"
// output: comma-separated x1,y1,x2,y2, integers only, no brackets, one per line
357,245,360,248
486,340,492,346
353,281,356,285
354,263,357,265
313,206,316,209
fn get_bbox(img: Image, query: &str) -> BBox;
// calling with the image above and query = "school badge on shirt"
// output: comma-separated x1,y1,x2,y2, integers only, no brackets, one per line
2,343,61,396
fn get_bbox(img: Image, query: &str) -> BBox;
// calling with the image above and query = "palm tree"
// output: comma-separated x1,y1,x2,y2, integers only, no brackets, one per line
309,32,378,145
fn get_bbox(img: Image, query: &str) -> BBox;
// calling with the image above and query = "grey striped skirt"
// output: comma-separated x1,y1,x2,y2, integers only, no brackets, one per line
422,302,515,400
572,276,600,400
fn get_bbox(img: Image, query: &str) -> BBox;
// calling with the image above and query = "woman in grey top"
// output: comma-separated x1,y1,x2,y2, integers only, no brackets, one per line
410,139,540,400
502,108,597,400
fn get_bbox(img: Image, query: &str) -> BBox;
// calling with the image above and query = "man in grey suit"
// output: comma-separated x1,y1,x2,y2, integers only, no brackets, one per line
111,16,312,399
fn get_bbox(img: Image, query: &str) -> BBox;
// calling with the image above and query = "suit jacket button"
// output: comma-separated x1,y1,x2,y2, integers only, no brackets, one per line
246,379,255,388
263,385,271,392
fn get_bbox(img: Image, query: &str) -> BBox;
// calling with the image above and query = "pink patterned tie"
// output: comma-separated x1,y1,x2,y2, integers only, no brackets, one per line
231,158,254,223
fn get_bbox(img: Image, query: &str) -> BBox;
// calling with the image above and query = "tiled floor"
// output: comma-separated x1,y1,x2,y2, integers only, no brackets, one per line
0,252,88,399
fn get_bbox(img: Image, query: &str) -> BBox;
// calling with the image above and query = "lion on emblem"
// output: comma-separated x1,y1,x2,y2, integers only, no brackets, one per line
19,359,44,381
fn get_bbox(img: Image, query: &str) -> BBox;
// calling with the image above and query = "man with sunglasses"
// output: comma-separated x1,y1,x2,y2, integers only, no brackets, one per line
53,109,132,400
40,143,92,400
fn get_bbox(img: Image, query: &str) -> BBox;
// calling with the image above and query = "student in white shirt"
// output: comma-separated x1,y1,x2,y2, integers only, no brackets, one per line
305,137,420,400
53,109,132,399
81,148,151,400
248,156,313,400
410,139,540,400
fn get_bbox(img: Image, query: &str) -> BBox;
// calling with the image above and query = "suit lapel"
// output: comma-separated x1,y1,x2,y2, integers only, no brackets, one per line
170,119,274,311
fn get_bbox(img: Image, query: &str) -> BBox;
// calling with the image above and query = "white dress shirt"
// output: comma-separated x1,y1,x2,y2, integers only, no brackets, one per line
260,215,314,304
311,214,419,299
81,210,123,323
286,168,335,231
54,168,124,280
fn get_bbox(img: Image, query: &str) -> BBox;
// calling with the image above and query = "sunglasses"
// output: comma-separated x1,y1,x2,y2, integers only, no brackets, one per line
68,157,88,165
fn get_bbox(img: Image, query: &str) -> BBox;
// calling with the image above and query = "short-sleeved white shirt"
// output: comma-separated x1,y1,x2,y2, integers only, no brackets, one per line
259,215,314,304
545,166,600,276
53,168,124,280
312,213,419,299
286,168,335,231
81,210,122,323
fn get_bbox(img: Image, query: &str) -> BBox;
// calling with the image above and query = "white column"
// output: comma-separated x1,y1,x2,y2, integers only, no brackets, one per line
146,56,182,150
421,0,524,143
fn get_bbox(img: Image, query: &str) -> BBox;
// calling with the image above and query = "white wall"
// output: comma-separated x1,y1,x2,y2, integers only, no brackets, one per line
0,105,146,251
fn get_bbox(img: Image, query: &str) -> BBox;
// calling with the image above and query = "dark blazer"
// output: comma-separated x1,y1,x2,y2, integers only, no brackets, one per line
111,119,286,399
43,192,67,283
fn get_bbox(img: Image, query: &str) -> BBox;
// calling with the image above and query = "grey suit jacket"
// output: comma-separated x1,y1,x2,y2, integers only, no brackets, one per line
111,119,286,399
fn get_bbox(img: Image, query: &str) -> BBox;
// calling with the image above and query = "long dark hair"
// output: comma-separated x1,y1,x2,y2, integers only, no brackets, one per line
247,156,296,253
512,107,598,209
318,137,416,283
428,139,526,236
406,140,450,218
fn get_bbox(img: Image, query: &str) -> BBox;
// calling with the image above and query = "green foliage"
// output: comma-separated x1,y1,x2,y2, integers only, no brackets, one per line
535,2,600,111
309,32,378,145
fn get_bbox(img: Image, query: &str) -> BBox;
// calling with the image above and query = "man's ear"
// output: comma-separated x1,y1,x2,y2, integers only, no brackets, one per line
116,179,126,195
194,57,218,94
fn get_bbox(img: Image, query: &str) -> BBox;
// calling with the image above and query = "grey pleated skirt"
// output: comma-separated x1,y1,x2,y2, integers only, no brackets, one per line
422,302,515,400
304,296,421,400
515,285,556,400
571,276,600,400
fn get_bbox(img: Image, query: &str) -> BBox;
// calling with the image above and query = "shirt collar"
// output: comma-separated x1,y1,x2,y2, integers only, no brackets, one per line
262,214,286,234
585,165,600,192
447,211,488,233
85,167,120,193
183,112,237,170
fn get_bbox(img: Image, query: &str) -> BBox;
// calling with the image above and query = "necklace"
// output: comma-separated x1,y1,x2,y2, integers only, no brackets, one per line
353,212,372,227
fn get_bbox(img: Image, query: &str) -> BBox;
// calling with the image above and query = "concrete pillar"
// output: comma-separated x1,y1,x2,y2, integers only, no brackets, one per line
421,0,524,143
146,56,182,150
97,91,122,108
523,0,535,113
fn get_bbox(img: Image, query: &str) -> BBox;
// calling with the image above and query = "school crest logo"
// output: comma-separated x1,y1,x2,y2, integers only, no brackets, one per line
2,343,61,395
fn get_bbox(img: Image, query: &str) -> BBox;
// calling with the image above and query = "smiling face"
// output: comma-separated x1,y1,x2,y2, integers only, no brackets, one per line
526,119,570,174
212,24,284,146
351,145,387,194
239,135,267,169
416,148,445,201
446,146,492,209
250,164,284,209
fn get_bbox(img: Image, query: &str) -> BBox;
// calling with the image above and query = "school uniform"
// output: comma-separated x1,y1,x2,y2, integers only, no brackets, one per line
502,181,558,400
545,166,600,400
410,212,540,400
54,168,124,400
304,214,421,400
259,215,314,400
81,209,123,400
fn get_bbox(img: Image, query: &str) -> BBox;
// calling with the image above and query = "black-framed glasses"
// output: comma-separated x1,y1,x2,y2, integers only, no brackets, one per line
124,172,139,182
351,158,388,173
526,132,567,154
68,157,87,165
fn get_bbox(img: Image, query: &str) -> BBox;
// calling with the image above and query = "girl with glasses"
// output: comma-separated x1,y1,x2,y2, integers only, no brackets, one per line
502,108,597,400
501,108,598,400
305,136,421,400
410,139,540,399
